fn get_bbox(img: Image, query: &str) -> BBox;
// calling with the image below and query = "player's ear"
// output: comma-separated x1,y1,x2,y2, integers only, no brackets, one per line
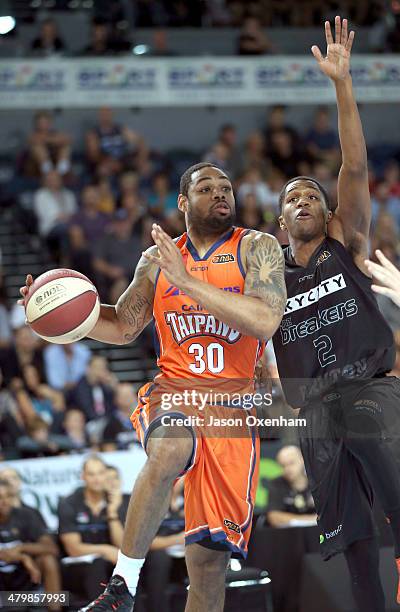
278,214,286,231
326,210,333,224
178,194,188,213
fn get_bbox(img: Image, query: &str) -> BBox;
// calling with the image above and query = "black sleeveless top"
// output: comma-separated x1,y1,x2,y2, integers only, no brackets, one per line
272,237,395,407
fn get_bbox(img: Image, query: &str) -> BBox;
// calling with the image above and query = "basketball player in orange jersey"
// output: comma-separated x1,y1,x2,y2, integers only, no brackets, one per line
21,164,286,611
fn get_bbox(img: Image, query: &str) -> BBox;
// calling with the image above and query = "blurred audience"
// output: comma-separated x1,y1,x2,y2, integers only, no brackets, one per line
237,16,273,55
0,479,60,599
30,18,66,56
58,455,129,601
44,343,91,392
33,170,77,262
24,111,71,178
102,383,138,451
266,446,317,527
68,356,116,422
85,107,145,177
306,106,340,169
93,209,143,302
0,325,44,387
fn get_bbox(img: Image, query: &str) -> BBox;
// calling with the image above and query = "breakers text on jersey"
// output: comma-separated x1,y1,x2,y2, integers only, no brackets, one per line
165,312,242,345
281,298,358,345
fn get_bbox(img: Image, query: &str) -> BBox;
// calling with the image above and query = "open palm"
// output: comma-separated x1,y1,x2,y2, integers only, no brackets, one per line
312,16,355,81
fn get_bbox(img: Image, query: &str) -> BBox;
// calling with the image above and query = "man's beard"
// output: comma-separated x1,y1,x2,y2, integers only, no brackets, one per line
187,207,236,236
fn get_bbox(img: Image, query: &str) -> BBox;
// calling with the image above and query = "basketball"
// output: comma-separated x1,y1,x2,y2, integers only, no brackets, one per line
25,269,100,344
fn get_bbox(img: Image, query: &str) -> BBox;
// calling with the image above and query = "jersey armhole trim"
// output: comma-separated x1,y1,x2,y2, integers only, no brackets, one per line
237,229,251,279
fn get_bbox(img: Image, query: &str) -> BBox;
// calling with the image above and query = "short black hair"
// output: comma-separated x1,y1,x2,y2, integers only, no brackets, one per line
179,162,222,197
278,176,331,212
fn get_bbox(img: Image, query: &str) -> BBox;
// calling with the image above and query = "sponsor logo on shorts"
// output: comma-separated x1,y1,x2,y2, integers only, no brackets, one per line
320,524,342,543
224,519,241,534
212,253,235,264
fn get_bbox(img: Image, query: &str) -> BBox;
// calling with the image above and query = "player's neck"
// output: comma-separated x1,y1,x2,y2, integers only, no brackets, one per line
186,227,232,259
288,234,326,268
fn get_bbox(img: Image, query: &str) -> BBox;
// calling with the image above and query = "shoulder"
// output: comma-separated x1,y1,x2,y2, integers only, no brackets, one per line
242,231,284,269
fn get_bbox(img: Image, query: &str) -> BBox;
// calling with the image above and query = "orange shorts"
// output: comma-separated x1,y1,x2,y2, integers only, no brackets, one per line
131,381,260,558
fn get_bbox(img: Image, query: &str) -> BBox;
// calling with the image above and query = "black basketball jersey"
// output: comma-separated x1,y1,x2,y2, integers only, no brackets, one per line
272,237,395,407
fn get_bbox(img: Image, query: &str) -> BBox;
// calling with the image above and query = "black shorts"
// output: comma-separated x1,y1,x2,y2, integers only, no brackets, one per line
298,376,400,561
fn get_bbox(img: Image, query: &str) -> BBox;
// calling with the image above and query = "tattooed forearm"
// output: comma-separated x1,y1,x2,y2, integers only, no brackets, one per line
117,291,152,342
115,253,155,343
244,233,286,317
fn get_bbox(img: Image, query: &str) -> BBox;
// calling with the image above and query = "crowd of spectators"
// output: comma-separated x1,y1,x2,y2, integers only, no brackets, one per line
15,0,399,59
1,100,400,460
0,456,186,610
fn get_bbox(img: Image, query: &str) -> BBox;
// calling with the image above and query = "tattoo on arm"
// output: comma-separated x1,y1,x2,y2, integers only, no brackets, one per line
116,255,155,343
244,234,286,317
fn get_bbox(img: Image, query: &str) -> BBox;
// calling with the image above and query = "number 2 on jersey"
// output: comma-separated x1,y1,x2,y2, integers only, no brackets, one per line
188,342,225,374
313,334,336,367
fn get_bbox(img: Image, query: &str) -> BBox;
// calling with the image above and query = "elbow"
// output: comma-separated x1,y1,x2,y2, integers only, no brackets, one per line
342,160,368,176
256,313,283,341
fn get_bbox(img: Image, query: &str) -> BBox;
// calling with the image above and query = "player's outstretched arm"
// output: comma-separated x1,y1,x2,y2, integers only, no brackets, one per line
145,224,286,341
312,17,370,246
88,250,156,344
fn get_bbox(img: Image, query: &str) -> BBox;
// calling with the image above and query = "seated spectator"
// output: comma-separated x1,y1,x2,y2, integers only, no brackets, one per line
93,209,144,302
202,141,232,175
237,168,277,211
371,181,400,229
44,342,91,392
269,128,310,179
264,105,300,154
85,107,145,176
0,325,44,387
83,19,114,56
237,16,273,55
0,466,62,602
237,193,264,229
24,111,71,178
104,465,130,510
58,455,129,602
58,409,89,451
0,369,26,455
241,131,269,176
148,172,178,218
102,383,138,451
68,184,111,279
33,170,77,262
21,364,65,427
68,356,116,422
17,415,62,458
30,17,66,56
0,479,59,597
383,159,400,198
306,106,340,169
266,446,317,527
118,171,143,206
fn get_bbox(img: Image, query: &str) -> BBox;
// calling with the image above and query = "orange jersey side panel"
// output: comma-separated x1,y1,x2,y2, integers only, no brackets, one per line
153,227,262,381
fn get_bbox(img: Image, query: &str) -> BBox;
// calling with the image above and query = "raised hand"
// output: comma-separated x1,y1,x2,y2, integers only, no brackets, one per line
365,250,400,309
311,16,355,82
143,223,190,288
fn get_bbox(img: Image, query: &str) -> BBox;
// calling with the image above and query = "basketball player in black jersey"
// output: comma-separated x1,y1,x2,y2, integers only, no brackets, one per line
272,17,400,612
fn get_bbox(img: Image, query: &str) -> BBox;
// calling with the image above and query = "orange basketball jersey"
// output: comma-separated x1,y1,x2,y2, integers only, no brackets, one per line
153,227,262,382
